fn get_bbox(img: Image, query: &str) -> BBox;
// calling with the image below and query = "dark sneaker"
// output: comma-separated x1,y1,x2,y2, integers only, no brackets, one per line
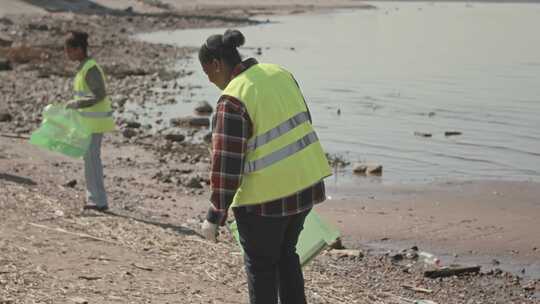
83,205,109,212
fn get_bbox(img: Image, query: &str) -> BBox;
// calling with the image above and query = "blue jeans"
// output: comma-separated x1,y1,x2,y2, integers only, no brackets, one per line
84,134,107,208
233,208,310,304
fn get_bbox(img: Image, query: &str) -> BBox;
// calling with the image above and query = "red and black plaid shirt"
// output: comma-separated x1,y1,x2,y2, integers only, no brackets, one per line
207,58,326,225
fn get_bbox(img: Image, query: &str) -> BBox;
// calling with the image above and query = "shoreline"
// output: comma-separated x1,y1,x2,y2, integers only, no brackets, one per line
1,1,539,302
365,0,540,2
129,8,540,279
320,180,540,279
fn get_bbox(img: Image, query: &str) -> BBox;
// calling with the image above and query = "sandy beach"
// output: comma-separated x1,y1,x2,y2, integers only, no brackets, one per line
1,0,539,303
322,180,540,276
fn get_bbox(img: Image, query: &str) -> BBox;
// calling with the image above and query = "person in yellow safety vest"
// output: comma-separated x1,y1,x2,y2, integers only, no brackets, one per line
64,31,115,212
199,29,332,304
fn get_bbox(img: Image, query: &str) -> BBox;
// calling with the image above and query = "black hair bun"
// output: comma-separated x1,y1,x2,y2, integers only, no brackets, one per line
70,31,89,43
80,32,89,41
222,29,245,48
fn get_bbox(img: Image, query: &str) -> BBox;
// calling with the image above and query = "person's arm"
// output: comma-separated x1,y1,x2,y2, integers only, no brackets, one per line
67,67,106,109
206,96,251,226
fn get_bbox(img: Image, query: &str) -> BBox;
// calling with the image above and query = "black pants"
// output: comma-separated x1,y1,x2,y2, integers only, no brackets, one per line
233,208,310,304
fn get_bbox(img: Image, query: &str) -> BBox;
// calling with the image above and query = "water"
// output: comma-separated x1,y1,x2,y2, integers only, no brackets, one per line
137,2,540,184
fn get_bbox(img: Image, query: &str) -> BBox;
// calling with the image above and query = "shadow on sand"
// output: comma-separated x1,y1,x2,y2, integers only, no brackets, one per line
0,172,37,186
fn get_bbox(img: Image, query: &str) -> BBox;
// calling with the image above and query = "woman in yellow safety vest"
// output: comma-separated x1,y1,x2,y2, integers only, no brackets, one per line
199,29,332,304
64,31,115,211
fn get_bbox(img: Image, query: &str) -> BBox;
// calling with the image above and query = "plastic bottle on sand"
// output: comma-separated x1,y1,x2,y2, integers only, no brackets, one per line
418,251,441,268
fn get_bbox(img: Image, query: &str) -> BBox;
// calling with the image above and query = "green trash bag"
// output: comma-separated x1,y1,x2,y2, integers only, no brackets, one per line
30,104,92,158
229,210,340,266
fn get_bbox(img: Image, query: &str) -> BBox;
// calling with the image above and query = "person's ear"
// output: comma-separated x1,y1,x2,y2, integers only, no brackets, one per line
213,59,221,73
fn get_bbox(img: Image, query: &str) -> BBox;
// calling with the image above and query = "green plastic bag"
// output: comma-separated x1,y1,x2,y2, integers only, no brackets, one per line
229,210,340,266
30,104,92,158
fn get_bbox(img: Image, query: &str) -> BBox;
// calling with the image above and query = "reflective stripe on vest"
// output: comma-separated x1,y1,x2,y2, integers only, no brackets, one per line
79,111,114,118
247,111,310,152
244,131,319,173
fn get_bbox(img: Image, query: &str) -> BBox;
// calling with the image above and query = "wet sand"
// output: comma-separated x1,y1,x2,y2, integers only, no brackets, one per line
320,180,540,277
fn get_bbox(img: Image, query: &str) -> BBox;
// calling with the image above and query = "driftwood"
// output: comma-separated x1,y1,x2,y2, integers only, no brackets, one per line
0,133,30,140
402,284,433,294
131,263,153,271
28,223,118,245
380,292,438,304
78,275,102,281
329,249,363,259
424,265,481,278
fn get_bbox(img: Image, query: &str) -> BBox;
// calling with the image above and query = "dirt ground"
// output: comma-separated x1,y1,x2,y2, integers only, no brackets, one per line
1,1,539,303
2,136,539,304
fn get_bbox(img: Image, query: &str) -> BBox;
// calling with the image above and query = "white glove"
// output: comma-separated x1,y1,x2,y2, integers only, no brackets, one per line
201,220,218,242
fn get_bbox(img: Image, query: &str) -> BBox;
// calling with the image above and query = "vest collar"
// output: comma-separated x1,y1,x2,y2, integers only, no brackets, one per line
76,57,92,72
231,58,258,79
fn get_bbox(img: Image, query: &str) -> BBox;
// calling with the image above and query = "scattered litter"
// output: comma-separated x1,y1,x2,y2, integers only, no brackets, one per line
78,275,102,281
424,265,481,279
131,263,153,271
402,284,433,294
418,251,442,268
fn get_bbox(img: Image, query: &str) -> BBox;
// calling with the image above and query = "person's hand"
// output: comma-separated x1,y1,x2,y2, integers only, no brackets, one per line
218,211,228,226
41,95,49,104
206,206,228,227
65,100,79,109
201,220,218,242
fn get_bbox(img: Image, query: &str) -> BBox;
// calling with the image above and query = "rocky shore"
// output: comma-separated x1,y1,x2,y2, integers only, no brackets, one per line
0,2,539,303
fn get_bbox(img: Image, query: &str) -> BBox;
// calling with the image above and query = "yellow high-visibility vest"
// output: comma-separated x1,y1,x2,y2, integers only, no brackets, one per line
73,58,115,133
223,63,332,207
